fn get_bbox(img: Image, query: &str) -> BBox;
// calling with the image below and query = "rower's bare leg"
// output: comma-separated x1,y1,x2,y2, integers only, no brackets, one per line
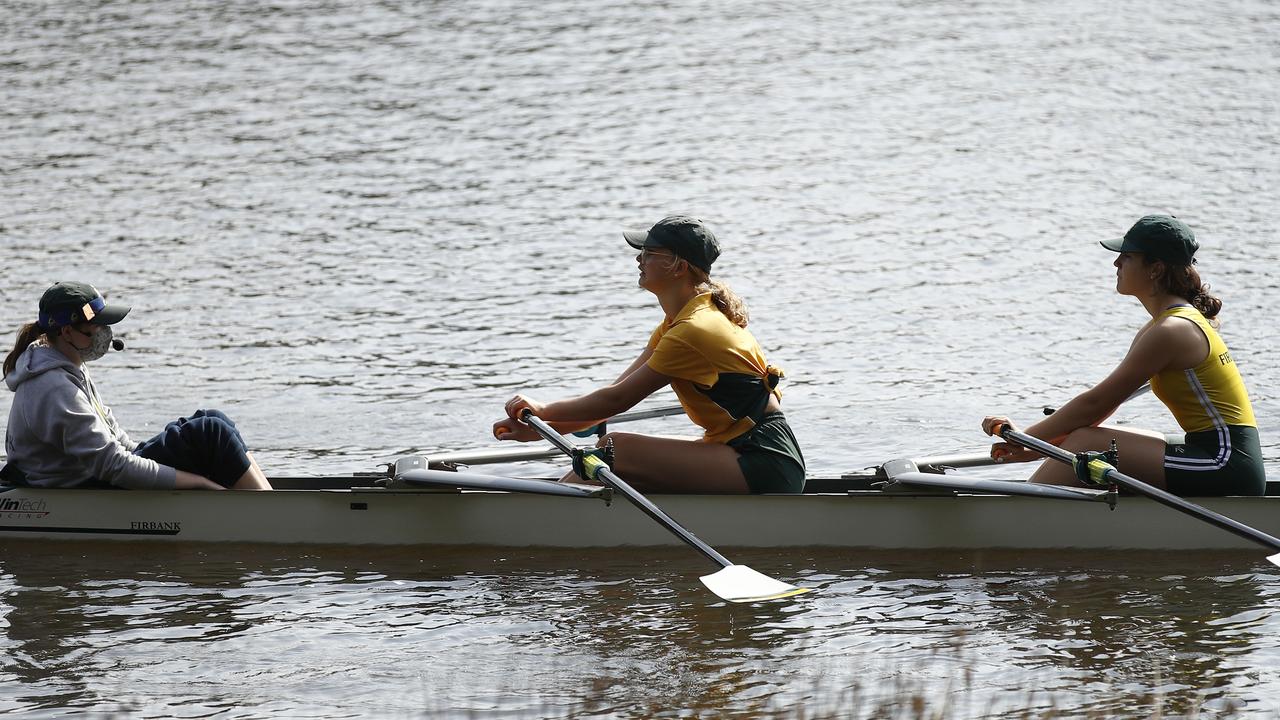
558,432,749,493
231,452,273,490
1030,425,1167,488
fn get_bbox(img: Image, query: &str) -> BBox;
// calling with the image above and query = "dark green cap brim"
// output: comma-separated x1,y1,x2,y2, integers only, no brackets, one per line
1099,237,1132,253
622,229,652,249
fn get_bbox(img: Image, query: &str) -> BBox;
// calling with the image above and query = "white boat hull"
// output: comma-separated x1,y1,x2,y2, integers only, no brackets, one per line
3,481,1279,551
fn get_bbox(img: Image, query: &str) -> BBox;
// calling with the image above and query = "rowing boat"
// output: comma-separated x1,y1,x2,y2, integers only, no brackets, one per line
3,451,1277,551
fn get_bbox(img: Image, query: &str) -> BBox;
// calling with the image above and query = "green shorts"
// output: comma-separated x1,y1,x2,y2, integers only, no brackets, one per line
726,411,806,494
1164,425,1266,496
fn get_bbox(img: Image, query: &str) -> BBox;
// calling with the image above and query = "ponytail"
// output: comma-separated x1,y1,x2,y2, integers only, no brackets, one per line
660,255,751,328
692,273,749,328
1191,285,1223,321
1151,260,1221,321
4,323,48,377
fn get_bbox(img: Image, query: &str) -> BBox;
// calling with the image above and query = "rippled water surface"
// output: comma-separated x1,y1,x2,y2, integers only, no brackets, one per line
3,0,1280,716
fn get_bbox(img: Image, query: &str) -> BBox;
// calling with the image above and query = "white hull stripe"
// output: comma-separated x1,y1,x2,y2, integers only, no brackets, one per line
1165,368,1230,472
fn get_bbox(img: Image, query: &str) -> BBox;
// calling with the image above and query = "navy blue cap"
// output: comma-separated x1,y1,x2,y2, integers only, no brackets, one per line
37,281,130,329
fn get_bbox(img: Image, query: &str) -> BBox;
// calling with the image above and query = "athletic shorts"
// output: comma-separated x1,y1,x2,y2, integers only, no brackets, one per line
726,411,806,494
1164,425,1266,497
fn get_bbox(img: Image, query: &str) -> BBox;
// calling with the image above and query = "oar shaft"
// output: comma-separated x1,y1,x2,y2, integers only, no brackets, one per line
999,426,1280,553
595,465,734,569
521,412,734,569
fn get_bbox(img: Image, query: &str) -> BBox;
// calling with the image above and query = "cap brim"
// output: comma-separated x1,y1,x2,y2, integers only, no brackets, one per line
622,229,649,249
1099,237,1127,253
91,304,131,325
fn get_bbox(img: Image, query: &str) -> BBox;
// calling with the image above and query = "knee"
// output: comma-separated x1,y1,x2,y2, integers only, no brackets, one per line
183,415,241,445
1059,431,1088,452
596,431,637,449
193,409,236,426
1060,428,1110,453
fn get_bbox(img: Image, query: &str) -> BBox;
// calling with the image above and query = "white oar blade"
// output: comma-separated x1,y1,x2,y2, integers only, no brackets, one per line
699,565,812,603
1267,552,1280,568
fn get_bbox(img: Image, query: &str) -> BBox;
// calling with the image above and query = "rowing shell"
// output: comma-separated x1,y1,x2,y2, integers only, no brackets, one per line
2,459,1277,550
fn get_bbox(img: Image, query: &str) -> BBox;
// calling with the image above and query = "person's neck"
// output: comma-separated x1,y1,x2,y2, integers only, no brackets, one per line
657,284,701,322
1139,292,1189,319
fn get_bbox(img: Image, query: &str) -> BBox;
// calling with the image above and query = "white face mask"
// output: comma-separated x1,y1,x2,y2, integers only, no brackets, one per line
77,325,114,363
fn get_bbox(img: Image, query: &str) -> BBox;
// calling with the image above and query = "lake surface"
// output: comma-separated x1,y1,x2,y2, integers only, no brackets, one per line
3,0,1280,716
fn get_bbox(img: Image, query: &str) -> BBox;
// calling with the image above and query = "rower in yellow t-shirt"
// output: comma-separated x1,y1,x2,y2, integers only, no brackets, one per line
494,216,804,494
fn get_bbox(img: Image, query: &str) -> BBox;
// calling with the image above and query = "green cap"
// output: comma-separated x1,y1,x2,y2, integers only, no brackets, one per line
1100,215,1199,264
623,215,721,274
37,281,130,330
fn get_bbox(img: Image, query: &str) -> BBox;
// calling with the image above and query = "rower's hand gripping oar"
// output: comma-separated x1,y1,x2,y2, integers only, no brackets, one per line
990,422,1280,568
519,409,812,602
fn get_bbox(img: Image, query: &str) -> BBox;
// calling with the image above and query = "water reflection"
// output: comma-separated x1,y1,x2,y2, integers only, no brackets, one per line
0,542,1277,716
784,550,1278,716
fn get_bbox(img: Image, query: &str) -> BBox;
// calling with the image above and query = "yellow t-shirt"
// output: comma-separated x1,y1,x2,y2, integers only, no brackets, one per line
1150,305,1256,433
646,293,782,443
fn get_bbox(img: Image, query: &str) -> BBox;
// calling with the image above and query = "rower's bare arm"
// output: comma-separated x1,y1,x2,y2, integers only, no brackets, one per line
613,347,655,384
542,364,671,427
1025,323,1180,442
494,362,673,441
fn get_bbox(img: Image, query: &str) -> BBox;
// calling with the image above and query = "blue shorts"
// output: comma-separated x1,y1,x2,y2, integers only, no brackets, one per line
133,409,253,488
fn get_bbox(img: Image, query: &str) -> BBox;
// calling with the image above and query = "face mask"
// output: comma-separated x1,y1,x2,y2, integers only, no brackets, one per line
77,325,114,363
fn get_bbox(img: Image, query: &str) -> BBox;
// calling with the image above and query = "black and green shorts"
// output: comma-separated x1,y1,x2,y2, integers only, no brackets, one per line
1164,425,1266,496
726,411,806,494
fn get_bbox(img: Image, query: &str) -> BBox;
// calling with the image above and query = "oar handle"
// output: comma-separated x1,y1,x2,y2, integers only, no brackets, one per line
520,409,576,454
519,409,734,570
992,423,1075,465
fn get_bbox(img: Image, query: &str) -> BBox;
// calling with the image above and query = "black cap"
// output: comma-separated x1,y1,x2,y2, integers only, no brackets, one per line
1100,215,1199,264
623,215,721,274
37,281,131,330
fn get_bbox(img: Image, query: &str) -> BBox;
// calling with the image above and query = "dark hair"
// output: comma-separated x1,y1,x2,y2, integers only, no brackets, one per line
1146,257,1222,320
4,323,51,377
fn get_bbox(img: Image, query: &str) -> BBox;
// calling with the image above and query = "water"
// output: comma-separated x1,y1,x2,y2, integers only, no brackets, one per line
4,542,1278,718
3,0,1280,716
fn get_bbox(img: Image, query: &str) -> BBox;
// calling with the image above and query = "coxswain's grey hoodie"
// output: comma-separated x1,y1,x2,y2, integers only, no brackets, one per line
3,342,176,488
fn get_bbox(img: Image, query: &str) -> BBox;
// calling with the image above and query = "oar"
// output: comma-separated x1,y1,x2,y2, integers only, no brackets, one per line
992,422,1280,567
399,468,612,500
880,458,1116,504
519,409,812,603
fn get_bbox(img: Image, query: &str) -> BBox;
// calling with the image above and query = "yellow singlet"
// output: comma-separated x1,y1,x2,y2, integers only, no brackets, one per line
1149,305,1256,433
